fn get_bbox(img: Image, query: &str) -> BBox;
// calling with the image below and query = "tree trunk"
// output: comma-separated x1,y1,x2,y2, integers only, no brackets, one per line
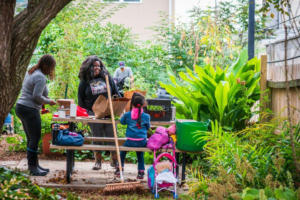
0,0,72,129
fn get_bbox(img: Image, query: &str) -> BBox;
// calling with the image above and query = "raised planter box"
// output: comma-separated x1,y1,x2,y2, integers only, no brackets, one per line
144,99,174,121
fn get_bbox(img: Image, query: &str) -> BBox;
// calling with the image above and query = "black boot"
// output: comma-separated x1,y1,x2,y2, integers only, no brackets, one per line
38,165,50,172
36,157,50,172
27,151,48,176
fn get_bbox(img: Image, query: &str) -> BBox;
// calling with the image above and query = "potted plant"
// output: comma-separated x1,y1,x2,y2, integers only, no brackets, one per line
146,105,165,119
40,113,53,155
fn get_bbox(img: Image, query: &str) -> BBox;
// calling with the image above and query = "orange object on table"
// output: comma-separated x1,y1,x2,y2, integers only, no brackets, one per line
124,90,146,112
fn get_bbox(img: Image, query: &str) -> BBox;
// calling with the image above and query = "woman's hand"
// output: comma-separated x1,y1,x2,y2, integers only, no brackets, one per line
49,100,56,106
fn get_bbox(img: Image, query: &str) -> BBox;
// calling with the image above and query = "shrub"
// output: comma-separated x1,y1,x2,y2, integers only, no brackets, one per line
161,50,260,130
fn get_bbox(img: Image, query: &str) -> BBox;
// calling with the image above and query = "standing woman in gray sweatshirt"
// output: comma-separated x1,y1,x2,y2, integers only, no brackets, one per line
16,55,56,176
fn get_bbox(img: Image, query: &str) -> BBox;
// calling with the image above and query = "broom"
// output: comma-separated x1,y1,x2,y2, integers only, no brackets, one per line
103,74,143,193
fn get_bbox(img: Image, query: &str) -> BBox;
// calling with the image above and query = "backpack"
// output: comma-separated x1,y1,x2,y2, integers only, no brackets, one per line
147,126,169,151
55,129,84,146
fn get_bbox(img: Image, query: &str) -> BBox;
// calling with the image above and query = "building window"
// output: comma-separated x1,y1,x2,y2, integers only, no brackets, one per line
102,0,142,3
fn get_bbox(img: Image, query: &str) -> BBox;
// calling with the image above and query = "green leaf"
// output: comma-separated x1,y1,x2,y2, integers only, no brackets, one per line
215,81,229,122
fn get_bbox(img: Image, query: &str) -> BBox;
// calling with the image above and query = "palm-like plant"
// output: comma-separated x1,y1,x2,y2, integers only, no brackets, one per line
161,50,260,130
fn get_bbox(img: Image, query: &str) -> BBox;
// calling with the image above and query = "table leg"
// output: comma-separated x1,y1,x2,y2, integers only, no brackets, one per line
72,150,75,171
181,153,186,186
66,149,74,183
175,153,179,178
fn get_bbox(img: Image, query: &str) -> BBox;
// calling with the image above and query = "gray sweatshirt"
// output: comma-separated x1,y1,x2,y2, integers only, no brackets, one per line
17,69,51,110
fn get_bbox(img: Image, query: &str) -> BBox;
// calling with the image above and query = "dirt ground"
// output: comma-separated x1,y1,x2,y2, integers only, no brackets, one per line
0,134,190,199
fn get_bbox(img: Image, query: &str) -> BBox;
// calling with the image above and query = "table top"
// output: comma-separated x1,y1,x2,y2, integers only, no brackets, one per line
52,116,176,126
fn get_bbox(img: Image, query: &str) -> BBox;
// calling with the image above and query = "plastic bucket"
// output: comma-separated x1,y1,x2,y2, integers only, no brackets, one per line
176,120,209,152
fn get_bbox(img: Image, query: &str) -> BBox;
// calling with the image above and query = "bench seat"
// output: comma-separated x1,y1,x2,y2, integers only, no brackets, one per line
50,144,182,152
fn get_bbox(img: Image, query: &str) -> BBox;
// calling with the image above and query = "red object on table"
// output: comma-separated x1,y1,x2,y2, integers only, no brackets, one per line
76,106,88,117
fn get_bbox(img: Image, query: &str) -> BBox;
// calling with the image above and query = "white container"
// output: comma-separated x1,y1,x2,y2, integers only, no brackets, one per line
171,106,176,121
58,106,66,118
70,103,77,118
58,110,66,118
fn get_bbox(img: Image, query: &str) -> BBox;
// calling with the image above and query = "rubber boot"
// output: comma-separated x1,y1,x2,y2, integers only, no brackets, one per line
92,151,102,170
32,150,49,172
27,151,48,176
110,151,118,169
37,159,50,172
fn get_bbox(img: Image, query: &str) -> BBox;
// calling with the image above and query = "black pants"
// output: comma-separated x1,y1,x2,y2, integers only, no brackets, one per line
16,104,41,153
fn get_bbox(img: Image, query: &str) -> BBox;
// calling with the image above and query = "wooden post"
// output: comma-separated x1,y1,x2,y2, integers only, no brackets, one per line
260,55,269,120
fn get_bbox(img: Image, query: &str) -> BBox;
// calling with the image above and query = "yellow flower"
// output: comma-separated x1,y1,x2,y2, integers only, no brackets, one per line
188,49,193,56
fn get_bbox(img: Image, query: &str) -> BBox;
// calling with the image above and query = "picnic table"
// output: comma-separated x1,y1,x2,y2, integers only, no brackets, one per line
50,116,191,184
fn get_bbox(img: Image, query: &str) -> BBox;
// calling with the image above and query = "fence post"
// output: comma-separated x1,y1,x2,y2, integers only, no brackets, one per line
260,55,270,121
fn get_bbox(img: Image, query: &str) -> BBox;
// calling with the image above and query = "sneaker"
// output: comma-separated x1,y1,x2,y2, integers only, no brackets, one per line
110,160,118,168
137,170,144,179
114,167,123,177
92,162,102,170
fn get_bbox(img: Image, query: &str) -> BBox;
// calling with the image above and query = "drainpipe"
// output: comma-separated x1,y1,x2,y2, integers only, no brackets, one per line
248,0,255,60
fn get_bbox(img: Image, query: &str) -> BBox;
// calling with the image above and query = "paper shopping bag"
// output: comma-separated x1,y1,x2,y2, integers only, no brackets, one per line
92,95,129,119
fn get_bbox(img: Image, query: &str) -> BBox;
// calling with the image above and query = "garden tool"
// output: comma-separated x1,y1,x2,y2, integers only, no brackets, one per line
103,74,143,194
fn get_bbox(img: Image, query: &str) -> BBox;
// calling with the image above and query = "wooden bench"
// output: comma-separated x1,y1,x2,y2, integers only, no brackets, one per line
50,137,188,184
50,117,191,184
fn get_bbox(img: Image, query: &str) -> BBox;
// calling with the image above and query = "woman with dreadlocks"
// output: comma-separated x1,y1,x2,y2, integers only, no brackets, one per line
78,55,120,170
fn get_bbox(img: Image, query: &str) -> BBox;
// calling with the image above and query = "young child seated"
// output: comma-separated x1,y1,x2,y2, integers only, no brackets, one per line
115,93,150,179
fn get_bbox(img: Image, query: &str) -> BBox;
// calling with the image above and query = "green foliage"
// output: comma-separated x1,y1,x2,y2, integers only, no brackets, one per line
154,12,241,73
161,50,260,130
41,113,53,137
124,152,153,165
4,109,52,153
33,0,169,101
10,105,24,135
74,150,93,161
147,105,164,111
5,132,27,152
241,187,298,200
260,0,291,16
189,118,299,199
0,167,62,200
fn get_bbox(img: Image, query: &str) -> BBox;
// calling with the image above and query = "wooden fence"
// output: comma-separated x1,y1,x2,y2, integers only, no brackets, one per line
261,35,300,124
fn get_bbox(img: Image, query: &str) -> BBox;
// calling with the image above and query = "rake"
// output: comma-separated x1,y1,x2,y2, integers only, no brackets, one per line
103,74,143,194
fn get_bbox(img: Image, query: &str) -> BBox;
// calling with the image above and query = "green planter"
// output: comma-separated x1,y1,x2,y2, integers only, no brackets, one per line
176,120,209,152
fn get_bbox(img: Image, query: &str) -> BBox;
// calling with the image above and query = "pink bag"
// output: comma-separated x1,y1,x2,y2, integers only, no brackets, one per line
167,124,176,135
147,126,169,151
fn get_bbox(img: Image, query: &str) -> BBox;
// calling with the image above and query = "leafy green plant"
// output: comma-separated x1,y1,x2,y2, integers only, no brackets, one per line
190,118,299,198
9,105,24,135
41,113,53,137
33,0,168,101
5,132,26,152
241,187,298,200
147,105,164,112
0,167,62,200
74,150,93,161
161,50,260,130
